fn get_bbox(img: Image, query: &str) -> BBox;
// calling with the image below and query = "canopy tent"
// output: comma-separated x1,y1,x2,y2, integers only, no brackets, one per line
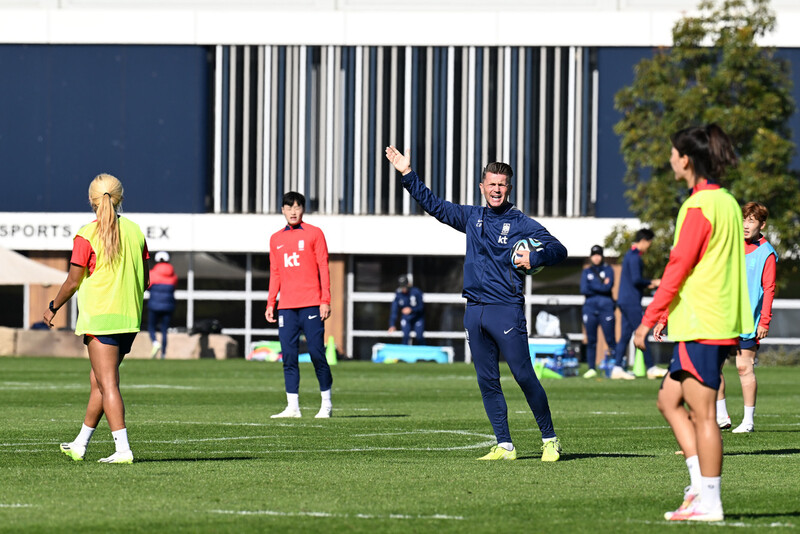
0,246,67,330
0,246,67,286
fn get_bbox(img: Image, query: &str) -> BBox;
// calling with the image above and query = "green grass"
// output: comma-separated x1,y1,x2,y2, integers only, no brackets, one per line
1,358,798,533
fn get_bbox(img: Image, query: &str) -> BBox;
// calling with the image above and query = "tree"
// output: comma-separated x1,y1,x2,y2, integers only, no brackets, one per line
612,0,799,286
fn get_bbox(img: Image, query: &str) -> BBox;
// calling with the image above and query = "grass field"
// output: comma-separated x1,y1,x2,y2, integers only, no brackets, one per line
1,357,798,533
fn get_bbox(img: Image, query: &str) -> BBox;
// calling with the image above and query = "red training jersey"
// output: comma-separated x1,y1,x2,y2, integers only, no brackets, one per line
72,233,149,276
267,221,331,310
150,261,178,287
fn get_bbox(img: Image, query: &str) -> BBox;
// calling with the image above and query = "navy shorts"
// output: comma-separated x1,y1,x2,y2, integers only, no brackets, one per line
667,341,730,390
83,333,137,356
738,337,759,351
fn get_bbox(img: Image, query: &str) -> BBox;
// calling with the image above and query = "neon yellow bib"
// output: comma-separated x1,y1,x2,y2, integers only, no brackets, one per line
75,216,146,335
668,188,753,341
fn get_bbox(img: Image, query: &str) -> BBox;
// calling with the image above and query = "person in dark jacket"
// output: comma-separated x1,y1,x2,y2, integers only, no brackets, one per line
388,275,425,345
148,251,178,359
580,245,615,378
386,145,567,462
612,229,664,379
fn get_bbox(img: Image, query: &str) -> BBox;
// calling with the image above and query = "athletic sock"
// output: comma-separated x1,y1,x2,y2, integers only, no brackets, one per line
286,392,300,411
699,475,722,510
685,455,701,493
742,405,755,426
111,428,130,453
542,437,557,443
497,442,514,451
320,389,332,406
716,399,729,420
74,424,96,447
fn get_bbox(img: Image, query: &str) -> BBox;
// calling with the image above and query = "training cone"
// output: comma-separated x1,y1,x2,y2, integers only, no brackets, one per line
533,361,544,379
326,336,338,365
533,360,563,380
633,348,646,377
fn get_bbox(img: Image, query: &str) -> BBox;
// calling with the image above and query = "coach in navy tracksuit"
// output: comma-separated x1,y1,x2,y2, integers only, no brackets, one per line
389,275,425,345
612,228,661,378
386,146,568,462
580,245,615,377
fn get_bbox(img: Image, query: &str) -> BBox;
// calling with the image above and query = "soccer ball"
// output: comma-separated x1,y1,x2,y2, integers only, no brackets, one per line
511,238,544,275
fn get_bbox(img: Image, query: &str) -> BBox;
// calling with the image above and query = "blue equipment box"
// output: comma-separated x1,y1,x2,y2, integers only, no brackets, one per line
371,343,454,364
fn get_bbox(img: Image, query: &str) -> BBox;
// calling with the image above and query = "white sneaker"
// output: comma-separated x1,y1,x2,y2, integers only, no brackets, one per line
98,450,134,464
731,422,754,433
664,486,700,520
646,366,668,379
59,442,86,461
610,366,635,380
315,404,332,419
667,498,724,522
271,407,301,418
717,416,731,430
583,368,598,379
150,340,161,359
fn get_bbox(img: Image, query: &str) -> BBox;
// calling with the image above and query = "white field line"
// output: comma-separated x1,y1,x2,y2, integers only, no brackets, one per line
208,509,464,520
627,519,796,528
0,504,35,508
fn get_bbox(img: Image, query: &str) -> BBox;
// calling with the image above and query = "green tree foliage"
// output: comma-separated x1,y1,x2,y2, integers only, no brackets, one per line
612,0,799,285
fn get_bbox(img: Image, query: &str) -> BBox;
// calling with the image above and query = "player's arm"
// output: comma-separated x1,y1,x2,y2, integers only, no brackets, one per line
526,221,568,269
757,253,777,339
385,145,471,232
266,241,281,323
315,230,332,320
44,235,90,327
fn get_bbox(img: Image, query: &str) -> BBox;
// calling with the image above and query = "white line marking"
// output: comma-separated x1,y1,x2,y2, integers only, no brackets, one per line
0,504,35,508
209,509,464,520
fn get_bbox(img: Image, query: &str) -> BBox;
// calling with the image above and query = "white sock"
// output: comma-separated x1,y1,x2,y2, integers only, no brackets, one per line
716,399,729,420
74,423,96,448
542,437,557,443
111,428,130,453
286,393,300,411
320,389,332,406
742,405,755,426
685,455,701,492
497,442,514,451
699,475,722,510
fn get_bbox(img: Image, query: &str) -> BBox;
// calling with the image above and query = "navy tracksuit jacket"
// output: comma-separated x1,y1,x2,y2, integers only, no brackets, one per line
614,247,654,370
580,263,616,369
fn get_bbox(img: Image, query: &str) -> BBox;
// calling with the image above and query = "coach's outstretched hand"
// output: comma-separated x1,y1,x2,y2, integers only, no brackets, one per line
385,146,412,175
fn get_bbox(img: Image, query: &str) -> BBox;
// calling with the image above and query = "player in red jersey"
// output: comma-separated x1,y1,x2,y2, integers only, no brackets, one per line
266,192,333,419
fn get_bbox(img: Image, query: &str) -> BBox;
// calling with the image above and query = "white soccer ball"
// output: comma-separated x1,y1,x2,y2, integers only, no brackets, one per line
511,238,544,275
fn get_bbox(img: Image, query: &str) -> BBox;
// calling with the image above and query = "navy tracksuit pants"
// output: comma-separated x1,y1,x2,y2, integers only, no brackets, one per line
582,298,615,370
278,306,333,394
464,303,556,443
614,303,654,372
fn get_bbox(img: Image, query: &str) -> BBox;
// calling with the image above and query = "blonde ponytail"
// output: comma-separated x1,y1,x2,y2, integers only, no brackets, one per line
88,173,124,263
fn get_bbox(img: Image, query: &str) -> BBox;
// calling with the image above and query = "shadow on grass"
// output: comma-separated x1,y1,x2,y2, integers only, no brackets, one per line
725,511,800,520
335,414,410,418
135,456,260,463
726,448,800,456
517,452,653,461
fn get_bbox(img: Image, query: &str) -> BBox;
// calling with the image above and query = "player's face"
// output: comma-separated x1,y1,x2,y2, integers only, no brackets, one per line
590,254,602,265
480,172,512,209
743,215,765,241
637,239,652,253
670,147,690,183
282,202,305,226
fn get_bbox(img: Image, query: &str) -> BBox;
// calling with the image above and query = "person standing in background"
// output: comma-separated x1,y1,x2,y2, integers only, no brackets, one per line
613,229,665,380
148,251,177,359
266,191,334,419
715,202,777,433
388,275,425,345
580,245,615,378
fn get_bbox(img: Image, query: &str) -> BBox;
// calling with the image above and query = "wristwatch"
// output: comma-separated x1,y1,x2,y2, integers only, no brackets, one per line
49,300,58,313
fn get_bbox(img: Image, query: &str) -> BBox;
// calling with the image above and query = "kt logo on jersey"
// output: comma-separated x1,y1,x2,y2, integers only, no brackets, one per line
284,252,300,267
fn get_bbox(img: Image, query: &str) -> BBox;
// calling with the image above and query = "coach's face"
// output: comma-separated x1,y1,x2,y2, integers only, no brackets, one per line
282,202,305,227
480,172,512,209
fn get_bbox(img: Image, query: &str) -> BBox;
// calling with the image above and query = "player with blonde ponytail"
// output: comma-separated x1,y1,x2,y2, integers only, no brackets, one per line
44,173,149,464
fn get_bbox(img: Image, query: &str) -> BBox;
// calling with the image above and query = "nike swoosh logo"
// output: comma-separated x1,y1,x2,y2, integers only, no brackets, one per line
308,315,318,320
504,328,513,334
277,245,284,249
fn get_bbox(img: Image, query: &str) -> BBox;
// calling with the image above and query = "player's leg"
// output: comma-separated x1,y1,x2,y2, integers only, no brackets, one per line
88,334,135,464
716,357,731,429
599,304,617,374
488,305,560,461
301,307,333,418
273,309,302,418
464,305,514,460
612,306,636,377
159,311,171,358
60,365,103,461
733,344,757,432
400,316,411,345
148,308,161,358
582,307,599,374
413,317,425,345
